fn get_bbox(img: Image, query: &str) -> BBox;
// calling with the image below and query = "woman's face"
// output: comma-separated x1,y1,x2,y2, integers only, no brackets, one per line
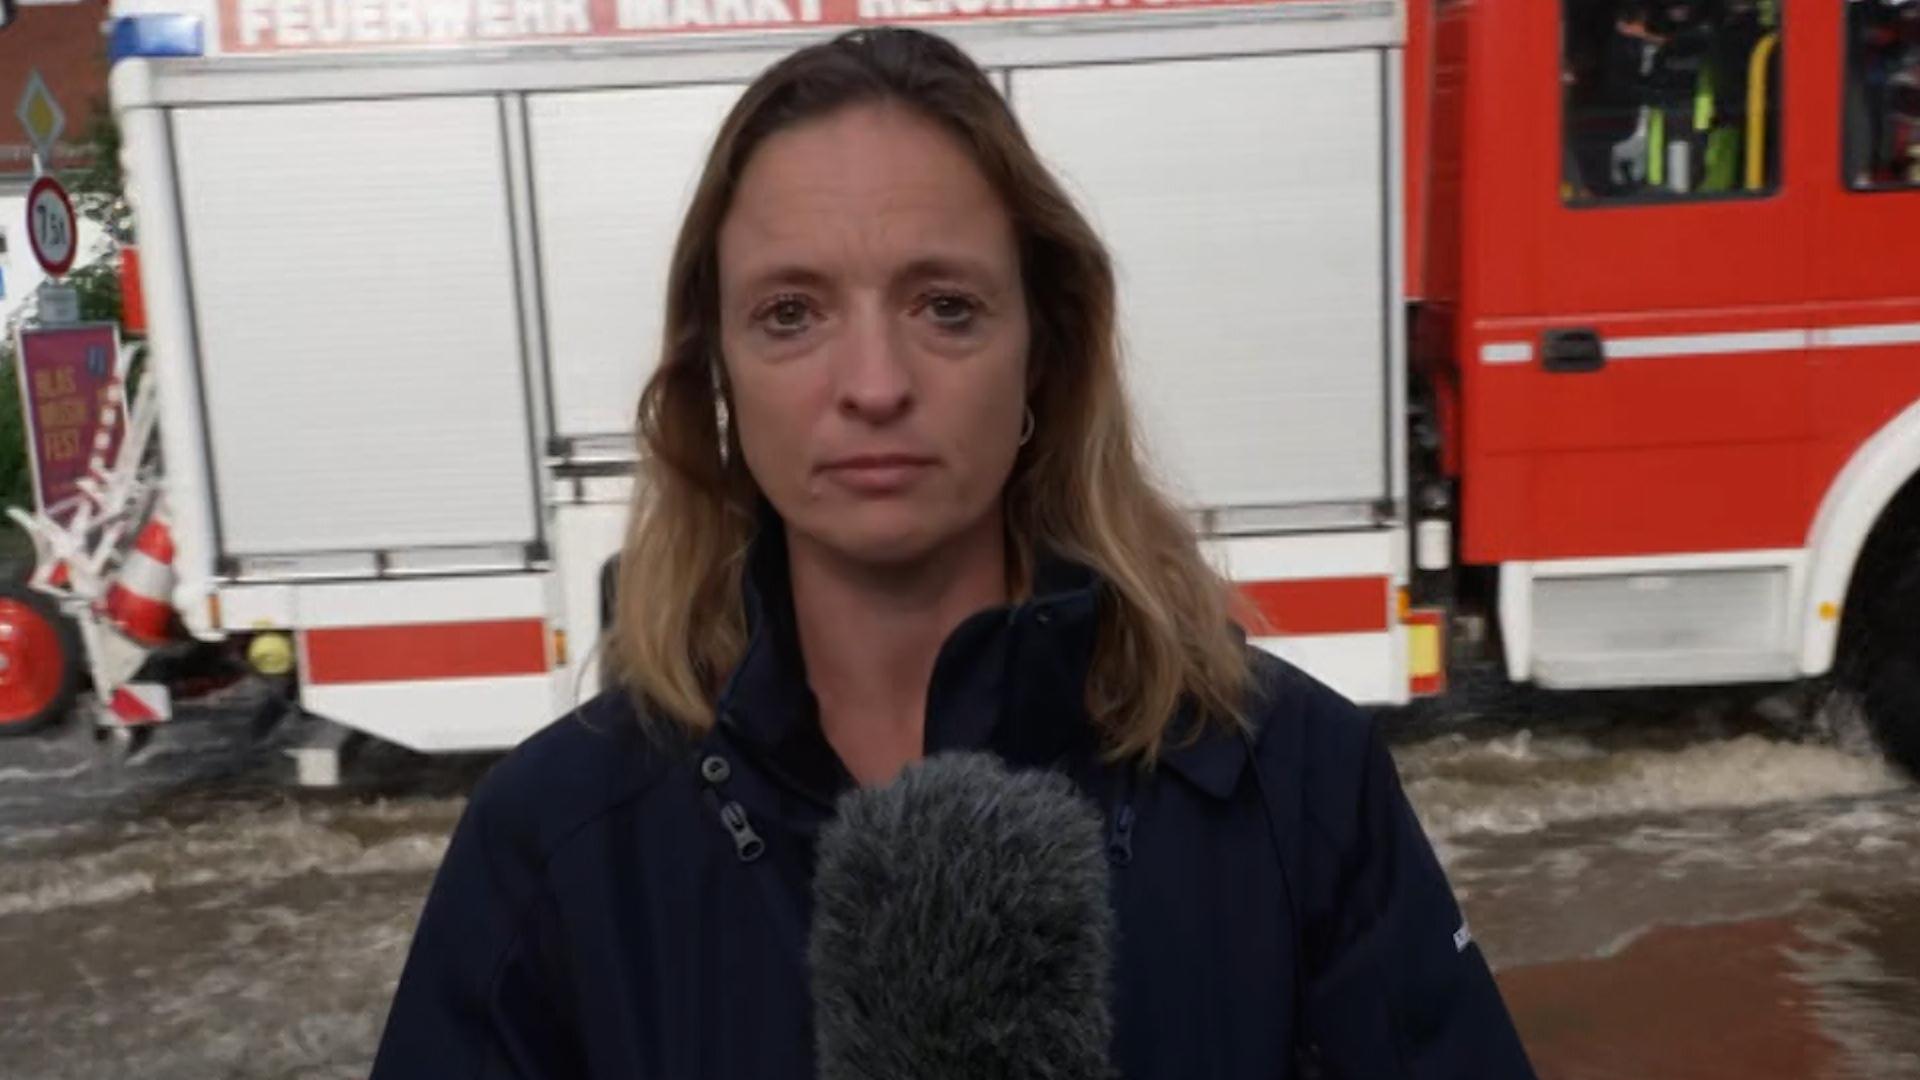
716,102,1030,570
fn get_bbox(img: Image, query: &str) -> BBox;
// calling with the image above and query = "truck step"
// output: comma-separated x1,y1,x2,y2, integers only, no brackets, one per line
1532,650,1800,690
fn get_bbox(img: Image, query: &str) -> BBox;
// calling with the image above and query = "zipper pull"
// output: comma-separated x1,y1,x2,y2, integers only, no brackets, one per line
719,800,766,863
1107,803,1135,866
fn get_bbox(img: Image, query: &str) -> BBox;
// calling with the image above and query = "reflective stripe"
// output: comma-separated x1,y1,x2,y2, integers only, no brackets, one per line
1481,320,1920,365
115,548,173,598
1480,342,1533,365
109,685,169,726
1238,576,1391,635
104,583,174,645
1604,329,1807,359
1812,323,1920,349
304,619,550,684
104,519,178,646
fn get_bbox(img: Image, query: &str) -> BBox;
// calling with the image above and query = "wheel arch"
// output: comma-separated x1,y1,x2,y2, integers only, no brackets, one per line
1801,398,1920,675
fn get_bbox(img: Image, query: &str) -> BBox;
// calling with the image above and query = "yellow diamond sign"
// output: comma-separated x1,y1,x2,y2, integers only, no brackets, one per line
15,70,66,162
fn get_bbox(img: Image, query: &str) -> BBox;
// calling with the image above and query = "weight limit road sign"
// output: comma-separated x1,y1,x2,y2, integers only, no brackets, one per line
25,174,77,276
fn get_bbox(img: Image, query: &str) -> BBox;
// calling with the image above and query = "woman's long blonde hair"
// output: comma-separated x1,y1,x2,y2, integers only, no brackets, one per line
610,28,1252,762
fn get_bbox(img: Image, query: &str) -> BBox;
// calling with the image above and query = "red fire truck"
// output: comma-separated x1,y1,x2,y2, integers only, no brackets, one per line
1406,0,1920,774
3,0,1917,779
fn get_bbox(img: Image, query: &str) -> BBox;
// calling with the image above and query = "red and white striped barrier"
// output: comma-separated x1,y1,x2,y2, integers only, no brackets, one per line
107,684,170,727
102,517,178,647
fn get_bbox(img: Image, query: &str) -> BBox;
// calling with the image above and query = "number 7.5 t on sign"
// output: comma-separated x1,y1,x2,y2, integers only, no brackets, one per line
26,176,78,278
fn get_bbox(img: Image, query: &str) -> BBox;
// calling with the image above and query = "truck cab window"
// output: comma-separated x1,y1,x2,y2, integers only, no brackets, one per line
1845,0,1920,189
1562,0,1783,202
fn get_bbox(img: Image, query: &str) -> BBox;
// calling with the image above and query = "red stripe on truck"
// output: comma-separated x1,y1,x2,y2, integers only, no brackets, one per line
1238,577,1392,636
304,620,549,685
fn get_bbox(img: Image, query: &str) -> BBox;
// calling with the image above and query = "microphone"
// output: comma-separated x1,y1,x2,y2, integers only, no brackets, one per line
810,752,1116,1080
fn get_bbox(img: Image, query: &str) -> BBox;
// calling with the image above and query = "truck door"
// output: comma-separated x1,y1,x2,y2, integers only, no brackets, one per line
1011,49,1398,529
1812,0,1920,482
170,96,544,566
526,84,748,458
1463,0,1813,564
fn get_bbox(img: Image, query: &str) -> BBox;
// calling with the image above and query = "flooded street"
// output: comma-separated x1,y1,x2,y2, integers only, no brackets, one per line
0,702,486,1080
1403,703,1920,1079
0,693,1917,1079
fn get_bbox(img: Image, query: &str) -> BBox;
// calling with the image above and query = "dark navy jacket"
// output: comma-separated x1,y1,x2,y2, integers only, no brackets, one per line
371,541,1537,1079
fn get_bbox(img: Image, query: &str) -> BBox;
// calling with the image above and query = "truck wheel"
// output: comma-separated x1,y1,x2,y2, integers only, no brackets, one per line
1838,542,1920,779
0,583,82,738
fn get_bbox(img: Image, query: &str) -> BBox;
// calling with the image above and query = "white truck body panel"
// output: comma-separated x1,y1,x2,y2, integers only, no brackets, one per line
105,0,1414,749
529,84,746,440
1014,50,1390,508
171,96,544,555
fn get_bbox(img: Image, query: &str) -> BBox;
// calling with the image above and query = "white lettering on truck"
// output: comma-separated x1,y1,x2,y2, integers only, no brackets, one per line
232,0,1185,48
351,0,384,40
860,0,1115,18
238,0,589,46
274,0,310,44
388,0,424,38
616,0,810,29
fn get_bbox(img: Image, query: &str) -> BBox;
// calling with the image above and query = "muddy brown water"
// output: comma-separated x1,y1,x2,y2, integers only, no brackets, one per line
1,694,1916,1079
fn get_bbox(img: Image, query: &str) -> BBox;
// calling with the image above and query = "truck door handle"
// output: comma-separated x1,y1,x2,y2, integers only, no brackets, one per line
1541,328,1606,373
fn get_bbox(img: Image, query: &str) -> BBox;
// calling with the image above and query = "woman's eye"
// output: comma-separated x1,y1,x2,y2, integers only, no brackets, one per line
758,296,814,337
924,293,979,330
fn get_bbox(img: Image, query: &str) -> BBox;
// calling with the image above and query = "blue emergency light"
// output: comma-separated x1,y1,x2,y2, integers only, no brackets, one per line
108,14,206,63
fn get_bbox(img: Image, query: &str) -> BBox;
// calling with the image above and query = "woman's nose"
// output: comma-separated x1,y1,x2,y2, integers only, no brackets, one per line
835,306,913,425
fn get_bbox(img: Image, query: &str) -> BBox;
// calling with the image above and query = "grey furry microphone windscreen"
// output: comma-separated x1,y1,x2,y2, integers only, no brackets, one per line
810,752,1116,1080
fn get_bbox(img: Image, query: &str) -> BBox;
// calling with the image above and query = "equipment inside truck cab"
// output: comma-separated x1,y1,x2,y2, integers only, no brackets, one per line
1561,0,1781,200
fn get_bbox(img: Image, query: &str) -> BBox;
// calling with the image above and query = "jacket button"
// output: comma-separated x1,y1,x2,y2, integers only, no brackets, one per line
700,755,732,785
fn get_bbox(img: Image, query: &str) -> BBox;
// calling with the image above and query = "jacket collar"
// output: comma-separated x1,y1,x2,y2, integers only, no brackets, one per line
713,521,1246,805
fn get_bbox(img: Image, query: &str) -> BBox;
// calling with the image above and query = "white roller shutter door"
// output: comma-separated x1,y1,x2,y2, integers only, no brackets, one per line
172,96,540,556
1012,51,1390,511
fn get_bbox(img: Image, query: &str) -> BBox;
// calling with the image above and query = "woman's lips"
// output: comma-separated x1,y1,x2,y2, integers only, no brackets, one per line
819,454,936,494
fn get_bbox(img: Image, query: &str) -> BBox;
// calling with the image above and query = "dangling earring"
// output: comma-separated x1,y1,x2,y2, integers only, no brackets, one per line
710,355,733,462
1019,405,1036,447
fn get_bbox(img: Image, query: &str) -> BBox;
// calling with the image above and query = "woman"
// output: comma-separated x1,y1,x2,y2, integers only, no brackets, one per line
372,28,1536,1079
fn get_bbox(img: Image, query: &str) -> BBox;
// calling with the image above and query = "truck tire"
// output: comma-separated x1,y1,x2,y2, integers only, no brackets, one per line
1838,537,1920,779
0,583,82,738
